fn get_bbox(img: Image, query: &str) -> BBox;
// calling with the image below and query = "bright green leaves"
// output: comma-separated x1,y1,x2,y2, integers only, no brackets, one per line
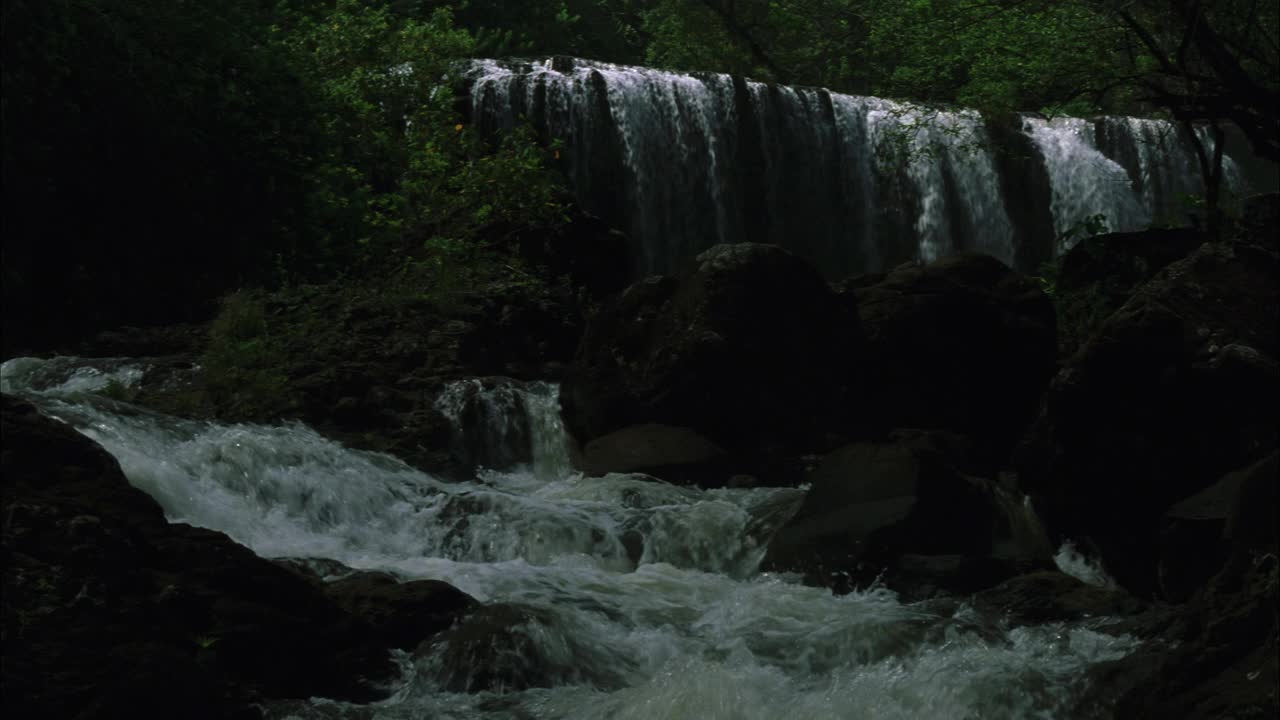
273,1,565,289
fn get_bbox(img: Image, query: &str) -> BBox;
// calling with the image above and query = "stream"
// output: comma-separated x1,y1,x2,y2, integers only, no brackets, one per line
1,356,1138,720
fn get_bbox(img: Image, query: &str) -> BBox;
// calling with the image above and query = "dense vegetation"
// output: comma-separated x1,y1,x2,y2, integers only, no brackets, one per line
2,0,1276,355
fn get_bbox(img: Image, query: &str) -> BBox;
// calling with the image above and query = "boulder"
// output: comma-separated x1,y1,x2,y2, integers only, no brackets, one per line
561,243,863,481
851,252,1057,469
974,571,1147,625
1051,228,1206,355
323,571,477,651
0,394,413,720
579,423,731,486
1018,237,1280,595
1159,452,1279,602
418,603,633,692
1112,552,1279,720
762,439,1005,594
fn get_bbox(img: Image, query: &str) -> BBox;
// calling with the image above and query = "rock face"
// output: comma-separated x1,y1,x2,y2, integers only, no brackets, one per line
762,438,1007,593
850,252,1057,469
561,243,863,482
1018,236,1280,595
0,395,469,719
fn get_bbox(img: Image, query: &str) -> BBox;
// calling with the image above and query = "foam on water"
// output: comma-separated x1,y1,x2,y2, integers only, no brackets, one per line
1054,540,1118,590
3,356,1141,719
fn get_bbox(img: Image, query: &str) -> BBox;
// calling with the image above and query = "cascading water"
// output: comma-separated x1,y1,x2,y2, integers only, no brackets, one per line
3,356,1141,719
434,378,573,481
467,58,1018,276
465,57,1264,276
1023,116,1247,250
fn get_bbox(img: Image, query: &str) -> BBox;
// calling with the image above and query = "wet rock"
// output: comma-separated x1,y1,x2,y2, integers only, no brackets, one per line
580,423,731,486
1159,452,1278,602
851,252,1057,469
435,377,538,472
561,243,863,483
762,439,1003,593
974,571,1147,625
324,571,478,651
1111,553,1279,720
1018,238,1280,595
1,395,400,720
420,603,632,692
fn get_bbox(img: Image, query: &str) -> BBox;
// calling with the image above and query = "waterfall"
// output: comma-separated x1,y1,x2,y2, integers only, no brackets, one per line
1023,116,1250,248
465,57,1265,276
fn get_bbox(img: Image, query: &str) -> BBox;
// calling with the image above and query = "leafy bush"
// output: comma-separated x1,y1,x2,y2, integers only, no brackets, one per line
1,0,568,355
279,2,567,284
200,291,293,418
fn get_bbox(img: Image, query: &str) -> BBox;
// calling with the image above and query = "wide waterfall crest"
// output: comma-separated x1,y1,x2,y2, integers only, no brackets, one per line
466,57,1259,276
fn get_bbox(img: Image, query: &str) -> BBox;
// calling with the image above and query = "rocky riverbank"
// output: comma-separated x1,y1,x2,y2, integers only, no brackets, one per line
3,195,1276,718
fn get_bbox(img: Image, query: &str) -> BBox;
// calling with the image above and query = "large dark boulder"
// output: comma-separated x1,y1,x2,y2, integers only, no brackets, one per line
0,395,416,719
561,243,863,481
762,437,1019,594
1052,228,1207,356
1018,237,1280,596
851,252,1057,468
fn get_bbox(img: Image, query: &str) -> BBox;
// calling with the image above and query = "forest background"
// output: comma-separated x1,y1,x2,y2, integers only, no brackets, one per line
2,0,1276,355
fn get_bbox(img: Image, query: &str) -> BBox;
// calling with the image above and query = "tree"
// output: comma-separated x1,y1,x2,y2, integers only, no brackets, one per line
1,0,316,353
1104,0,1279,163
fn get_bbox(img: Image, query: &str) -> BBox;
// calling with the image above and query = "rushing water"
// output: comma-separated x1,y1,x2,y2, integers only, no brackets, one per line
465,57,1263,276
3,357,1138,719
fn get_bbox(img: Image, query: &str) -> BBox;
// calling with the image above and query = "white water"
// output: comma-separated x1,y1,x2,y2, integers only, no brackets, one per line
1021,117,1149,247
3,356,1140,719
1054,541,1118,590
468,58,1019,274
467,58,1263,276
1022,116,1248,250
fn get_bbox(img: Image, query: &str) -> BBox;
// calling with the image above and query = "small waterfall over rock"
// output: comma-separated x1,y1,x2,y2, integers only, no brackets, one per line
464,57,1266,276
434,378,572,479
